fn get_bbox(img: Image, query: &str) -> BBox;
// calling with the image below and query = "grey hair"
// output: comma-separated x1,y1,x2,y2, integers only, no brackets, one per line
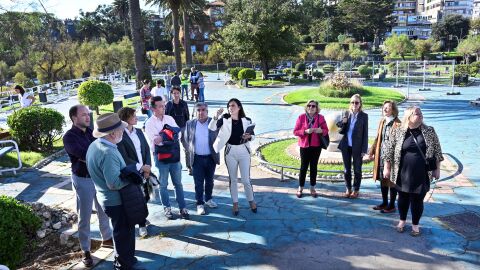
195,102,208,109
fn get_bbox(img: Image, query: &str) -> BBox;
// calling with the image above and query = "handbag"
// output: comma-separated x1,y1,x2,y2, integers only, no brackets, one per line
320,134,330,149
410,130,437,171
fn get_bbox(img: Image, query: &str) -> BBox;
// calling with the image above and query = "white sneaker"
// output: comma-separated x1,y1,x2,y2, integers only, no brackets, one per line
197,205,206,215
139,227,148,238
164,207,174,220
205,199,218,208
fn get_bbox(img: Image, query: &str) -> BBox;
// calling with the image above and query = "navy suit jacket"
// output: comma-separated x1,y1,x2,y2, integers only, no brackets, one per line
337,111,368,156
117,128,152,167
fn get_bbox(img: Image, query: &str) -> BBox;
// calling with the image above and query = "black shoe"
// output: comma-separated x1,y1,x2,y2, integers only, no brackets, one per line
251,207,257,213
233,210,239,216
180,208,190,219
82,251,93,267
373,204,387,210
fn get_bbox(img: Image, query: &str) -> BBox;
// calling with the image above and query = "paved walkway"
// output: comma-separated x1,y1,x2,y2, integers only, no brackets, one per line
1,78,479,269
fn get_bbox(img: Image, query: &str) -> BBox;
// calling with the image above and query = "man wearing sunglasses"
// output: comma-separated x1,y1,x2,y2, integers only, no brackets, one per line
181,102,220,215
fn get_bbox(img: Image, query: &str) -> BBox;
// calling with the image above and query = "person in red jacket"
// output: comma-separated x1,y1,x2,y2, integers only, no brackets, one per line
293,100,329,198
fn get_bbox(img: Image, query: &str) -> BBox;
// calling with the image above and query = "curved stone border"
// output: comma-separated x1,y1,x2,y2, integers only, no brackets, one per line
32,148,66,169
255,137,372,182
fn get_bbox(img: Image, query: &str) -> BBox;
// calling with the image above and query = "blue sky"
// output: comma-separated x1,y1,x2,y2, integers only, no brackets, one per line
0,0,158,19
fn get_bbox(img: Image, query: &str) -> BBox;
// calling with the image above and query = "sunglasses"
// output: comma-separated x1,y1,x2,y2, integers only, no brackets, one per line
307,104,317,108
350,101,360,105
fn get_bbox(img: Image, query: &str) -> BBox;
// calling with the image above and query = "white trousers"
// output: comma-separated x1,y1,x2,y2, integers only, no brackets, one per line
224,144,255,203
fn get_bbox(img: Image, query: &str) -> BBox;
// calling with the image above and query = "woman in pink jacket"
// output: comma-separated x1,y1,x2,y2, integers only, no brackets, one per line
293,100,329,198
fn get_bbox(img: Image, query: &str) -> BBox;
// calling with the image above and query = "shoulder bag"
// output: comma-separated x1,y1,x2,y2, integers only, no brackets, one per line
410,130,437,171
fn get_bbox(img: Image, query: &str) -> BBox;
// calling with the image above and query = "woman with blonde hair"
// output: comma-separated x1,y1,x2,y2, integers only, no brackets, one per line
369,100,401,213
336,94,368,198
293,100,329,198
383,106,443,236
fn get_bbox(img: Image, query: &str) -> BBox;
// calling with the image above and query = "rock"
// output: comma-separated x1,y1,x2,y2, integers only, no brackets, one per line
43,221,51,229
60,233,69,245
66,241,75,248
42,211,51,219
37,230,46,239
52,222,62,230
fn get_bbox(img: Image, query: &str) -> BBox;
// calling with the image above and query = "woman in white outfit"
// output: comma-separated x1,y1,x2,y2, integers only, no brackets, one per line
14,85,35,107
209,98,257,216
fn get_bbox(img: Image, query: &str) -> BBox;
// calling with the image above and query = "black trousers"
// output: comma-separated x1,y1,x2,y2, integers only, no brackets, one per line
299,146,322,187
398,191,427,225
341,147,363,191
104,205,136,269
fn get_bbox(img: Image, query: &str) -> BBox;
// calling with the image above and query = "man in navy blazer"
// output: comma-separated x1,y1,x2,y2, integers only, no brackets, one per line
337,94,369,198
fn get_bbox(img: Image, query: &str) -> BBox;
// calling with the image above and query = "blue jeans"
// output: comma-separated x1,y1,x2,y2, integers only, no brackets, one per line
143,109,152,128
154,160,186,209
181,85,189,99
198,87,205,102
192,155,216,205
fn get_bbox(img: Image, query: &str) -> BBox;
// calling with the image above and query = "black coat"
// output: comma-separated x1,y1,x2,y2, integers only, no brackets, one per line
337,111,369,156
117,128,152,167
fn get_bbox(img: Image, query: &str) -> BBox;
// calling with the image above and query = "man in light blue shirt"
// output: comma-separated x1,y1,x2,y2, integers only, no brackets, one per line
182,102,220,215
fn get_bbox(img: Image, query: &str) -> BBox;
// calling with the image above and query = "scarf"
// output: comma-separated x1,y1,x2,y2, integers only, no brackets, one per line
306,113,316,128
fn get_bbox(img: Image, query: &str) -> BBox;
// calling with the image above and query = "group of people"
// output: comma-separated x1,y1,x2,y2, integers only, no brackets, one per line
63,95,256,269
293,94,443,238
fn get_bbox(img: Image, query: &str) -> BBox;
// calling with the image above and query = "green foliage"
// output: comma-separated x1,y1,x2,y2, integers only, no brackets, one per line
456,35,480,64
292,71,301,78
0,196,42,269
182,68,191,76
348,44,367,60
340,61,354,71
13,72,34,87
358,65,373,79
78,80,114,113
319,73,363,97
324,43,346,60
414,39,437,60
431,14,470,50
238,68,256,80
228,67,244,80
7,106,64,151
383,34,414,60
283,68,293,75
322,64,335,74
312,70,324,79
295,63,306,72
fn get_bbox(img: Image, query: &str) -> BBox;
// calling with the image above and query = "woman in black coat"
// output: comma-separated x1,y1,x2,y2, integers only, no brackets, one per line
117,107,152,238
337,94,368,199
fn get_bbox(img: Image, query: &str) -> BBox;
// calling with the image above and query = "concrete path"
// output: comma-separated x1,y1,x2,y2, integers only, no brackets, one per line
1,77,479,269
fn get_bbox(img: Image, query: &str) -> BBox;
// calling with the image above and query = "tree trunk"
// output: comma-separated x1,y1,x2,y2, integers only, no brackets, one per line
172,5,183,74
183,11,193,67
128,0,151,89
123,19,129,38
261,59,269,79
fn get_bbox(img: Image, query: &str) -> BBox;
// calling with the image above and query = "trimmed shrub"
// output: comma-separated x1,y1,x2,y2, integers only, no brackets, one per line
358,65,373,79
292,71,301,78
228,67,244,80
0,195,42,269
283,68,293,75
312,70,324,79
7,106,64,151
340,61,354,71
78,80,114,114
295,63,306,72
181,68,190,76
319,73,363,98
322,64,335,74
238,68,256,80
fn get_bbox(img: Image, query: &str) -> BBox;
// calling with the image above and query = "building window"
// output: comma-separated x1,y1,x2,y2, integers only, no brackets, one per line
204,44,209,52
214,20,223,27
204,32,209,39
191,45,196,53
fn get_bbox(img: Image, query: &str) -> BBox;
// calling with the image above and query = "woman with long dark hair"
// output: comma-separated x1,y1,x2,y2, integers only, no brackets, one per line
14,85,35,107
209,98,257,216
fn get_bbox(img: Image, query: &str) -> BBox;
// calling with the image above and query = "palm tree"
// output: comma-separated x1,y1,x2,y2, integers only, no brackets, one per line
181,0,209,67
128,0,151,88
112,0,130,38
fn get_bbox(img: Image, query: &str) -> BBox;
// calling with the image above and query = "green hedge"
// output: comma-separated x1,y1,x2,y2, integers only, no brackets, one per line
228,67,244,80
78,80,114,114
358,65,373,79
7,106,64,151
295,63,306,72
0,196,41,269
238,68,256,80
322,64,335,74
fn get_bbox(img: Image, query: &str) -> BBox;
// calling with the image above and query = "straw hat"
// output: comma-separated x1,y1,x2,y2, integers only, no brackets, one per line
92,113,128,138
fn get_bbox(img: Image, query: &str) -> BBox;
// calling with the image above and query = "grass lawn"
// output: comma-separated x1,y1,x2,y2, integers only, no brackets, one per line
247,79,285,87
260,138,372,175
284,86,404,109
0,139,64,168
97,96,140,115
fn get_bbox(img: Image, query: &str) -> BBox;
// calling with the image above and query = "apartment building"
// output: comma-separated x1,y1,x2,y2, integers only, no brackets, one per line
473,0,480,18
423,0,474,22
391,0,432,39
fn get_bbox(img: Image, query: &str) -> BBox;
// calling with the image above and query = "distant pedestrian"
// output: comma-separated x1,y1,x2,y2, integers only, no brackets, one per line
117,107,152,238
151,79,168,101
293,100,329,198
165,72,172,100
165,86,190,130
383,106,443,236
209,98,257,216
181,102,220,215
190,67,200,101
336,94,368,199
63,105,113,267
14,85,35,107
198,72,205,102
170,72,181,88
145,96,189,220
180,73,190,100
369,101,401,213
139,79,152,119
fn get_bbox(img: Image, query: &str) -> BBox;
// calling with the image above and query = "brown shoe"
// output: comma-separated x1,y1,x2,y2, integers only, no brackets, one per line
101,238,114,248
373,204,387,210
343,190,352,198
82,251,93,267
349,191,359,199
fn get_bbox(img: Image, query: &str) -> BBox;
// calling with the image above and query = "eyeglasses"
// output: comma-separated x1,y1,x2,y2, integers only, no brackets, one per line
307,105,317,108
350,101,360,105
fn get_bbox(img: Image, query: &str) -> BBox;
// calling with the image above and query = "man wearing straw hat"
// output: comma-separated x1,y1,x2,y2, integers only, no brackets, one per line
86,113,139,269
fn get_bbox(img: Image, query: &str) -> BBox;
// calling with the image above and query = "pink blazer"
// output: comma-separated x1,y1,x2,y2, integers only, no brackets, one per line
293,113,329,148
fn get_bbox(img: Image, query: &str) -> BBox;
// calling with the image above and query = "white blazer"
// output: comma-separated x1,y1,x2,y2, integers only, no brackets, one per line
208,117,255,153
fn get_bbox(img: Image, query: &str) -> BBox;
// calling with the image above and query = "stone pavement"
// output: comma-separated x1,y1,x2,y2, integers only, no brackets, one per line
0,78,479,269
